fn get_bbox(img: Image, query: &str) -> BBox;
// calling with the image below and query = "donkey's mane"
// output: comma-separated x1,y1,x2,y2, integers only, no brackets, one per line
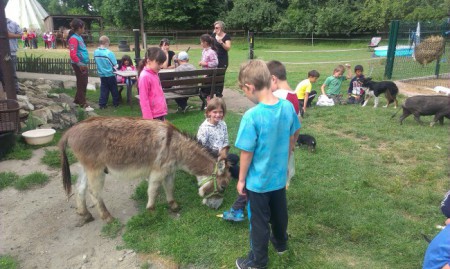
165,121,216,159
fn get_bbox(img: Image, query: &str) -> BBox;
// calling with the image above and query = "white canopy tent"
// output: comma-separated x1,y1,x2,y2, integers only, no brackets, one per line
5,0,48,32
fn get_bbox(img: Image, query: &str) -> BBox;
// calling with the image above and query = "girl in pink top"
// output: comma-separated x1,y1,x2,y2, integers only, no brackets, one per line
199,34,218,69
137,47,168,120
117,54,136,83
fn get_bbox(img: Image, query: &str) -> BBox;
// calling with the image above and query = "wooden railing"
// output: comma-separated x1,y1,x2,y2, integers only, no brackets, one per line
16,57,99,77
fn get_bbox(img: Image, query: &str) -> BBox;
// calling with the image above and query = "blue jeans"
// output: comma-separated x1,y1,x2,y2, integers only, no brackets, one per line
99,76,120,107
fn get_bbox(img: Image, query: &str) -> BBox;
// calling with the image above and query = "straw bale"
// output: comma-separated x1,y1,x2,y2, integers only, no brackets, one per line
414,35,445,66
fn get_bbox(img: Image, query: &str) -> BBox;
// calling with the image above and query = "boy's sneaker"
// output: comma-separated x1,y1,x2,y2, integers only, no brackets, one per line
235,257,267,269
223,208,245,222
176,107,182,113
84,106,94,112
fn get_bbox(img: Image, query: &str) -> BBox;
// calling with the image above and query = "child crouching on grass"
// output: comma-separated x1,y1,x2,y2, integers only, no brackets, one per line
234,60,300,269
321,64,352,105
295,70,320,117
197,97,239,180
93,35,120,109
347,65,365,105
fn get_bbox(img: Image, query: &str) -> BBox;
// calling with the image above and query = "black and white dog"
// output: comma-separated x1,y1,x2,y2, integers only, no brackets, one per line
358,77,399,108
297,134,316,152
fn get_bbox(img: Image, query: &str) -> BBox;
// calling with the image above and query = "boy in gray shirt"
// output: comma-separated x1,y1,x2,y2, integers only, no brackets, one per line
173,51,196,112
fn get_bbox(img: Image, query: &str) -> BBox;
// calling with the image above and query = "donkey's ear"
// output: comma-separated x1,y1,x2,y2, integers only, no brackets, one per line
217,159,227,175
218,146,230,160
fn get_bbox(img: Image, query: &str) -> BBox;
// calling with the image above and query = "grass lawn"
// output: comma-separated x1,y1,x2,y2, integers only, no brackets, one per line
10,40,450,268
118,99,448,268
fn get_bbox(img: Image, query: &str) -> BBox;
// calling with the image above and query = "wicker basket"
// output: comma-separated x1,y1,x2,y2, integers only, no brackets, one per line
0,99,20,133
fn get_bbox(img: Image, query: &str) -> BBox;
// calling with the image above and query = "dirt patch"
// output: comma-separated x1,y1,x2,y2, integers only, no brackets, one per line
0,146,196,269
0,147,150,269
395,81,446,97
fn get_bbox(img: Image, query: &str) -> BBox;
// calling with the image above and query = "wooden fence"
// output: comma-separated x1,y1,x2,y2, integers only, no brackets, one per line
16,57,99,77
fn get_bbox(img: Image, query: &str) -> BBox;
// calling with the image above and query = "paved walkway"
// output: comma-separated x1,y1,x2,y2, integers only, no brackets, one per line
18,71,101,84
17,72,254,113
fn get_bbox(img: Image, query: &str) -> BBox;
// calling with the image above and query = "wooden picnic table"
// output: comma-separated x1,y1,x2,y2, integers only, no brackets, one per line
114,70,137,108
114,69,175,108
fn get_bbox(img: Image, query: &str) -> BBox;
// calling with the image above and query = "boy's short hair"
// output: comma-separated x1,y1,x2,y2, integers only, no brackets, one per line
334,65,345,73
354,65,364,72
205,97,227,117
308,70,320,78
239,60,271,91
266,60,287,80
99,35,110,45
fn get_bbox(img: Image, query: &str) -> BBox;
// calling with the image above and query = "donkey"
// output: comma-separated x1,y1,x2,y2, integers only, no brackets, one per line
57,26,70,48
59,117,231,226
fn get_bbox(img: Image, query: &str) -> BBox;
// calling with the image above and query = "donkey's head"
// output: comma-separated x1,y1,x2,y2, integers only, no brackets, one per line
198,146,231,209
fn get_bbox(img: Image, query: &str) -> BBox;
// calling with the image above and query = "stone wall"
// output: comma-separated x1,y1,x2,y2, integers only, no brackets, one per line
15,78,82,130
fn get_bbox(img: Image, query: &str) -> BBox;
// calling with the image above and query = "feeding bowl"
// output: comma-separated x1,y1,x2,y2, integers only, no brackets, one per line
22,129,56,145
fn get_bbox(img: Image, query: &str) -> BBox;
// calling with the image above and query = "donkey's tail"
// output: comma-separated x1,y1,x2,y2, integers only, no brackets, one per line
59,133,72,196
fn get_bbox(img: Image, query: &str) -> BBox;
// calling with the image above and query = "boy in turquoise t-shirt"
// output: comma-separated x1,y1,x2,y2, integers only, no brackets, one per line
93,35,120,109
234,60,301,269
320,64,352,105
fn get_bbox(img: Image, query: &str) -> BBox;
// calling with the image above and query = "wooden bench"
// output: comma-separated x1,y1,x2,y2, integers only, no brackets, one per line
159,68,226,105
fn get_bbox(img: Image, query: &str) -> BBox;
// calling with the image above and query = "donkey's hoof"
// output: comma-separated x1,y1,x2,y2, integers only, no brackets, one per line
76,214,94,227
146,205,156,212
102,214,114,223
168,201,180,212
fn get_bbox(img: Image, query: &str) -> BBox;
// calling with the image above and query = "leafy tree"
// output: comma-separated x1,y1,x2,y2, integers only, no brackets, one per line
355,0,396,32
405,0,450,21
142,0,192,29
225,0,279,31
314,0,355,35
182,0,226,29
37,0,450,32
354,0,448,32
37,0,64,14
139,0,225,29
37,0,98,15
274,0,290,11
98,0,140,28
274,0,317,34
